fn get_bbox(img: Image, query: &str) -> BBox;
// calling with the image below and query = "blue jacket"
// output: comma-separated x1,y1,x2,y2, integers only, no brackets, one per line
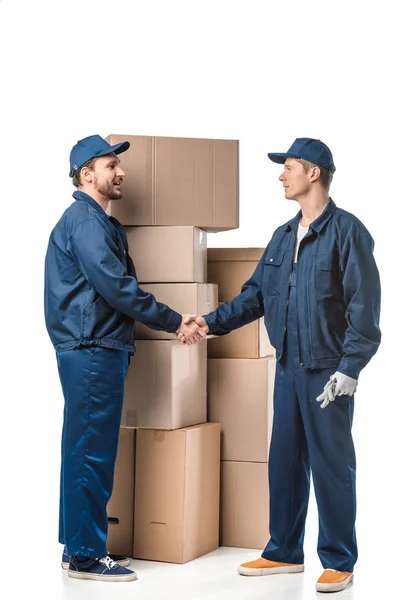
204,199,381,379
44,191,182,353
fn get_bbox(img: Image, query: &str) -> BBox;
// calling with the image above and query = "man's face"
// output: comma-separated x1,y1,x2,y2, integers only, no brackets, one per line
278,158,311,200
92,153,126,201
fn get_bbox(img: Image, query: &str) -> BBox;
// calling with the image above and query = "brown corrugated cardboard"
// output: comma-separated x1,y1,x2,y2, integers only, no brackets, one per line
207,303,275,358
220,461,269,549
207,248,265,302
122,340,207,430
134,423,220,563
206,248,275,356
106,134,239,231
135,283,218,340
106,428,136,556
125,226,207,283
207,357,276,462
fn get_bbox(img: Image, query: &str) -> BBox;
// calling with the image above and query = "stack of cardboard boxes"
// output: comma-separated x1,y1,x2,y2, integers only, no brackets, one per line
104,134,236,564
207,249,276,550
104,134,275,562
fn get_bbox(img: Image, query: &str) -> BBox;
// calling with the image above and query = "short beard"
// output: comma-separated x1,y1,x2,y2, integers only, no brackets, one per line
94,176,122,201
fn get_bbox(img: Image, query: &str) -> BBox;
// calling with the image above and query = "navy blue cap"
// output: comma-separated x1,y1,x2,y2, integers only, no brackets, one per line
268,138,336,174
69,134,130,177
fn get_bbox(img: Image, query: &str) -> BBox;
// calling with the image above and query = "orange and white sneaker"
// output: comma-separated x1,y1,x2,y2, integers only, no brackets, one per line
316,569,354,593
238,557,304,576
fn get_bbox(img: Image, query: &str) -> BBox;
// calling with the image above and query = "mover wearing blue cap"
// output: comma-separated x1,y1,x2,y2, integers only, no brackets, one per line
44,135,206,582
68,134,131,178
179,137,381,594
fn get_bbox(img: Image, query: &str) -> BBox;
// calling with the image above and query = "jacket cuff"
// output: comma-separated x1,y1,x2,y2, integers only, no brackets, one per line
337,359,359,380
167,311,182,334
202,314,214,335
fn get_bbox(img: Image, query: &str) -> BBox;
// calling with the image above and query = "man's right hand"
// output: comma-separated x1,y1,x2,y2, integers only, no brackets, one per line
176,314,208,345
176,315,209,344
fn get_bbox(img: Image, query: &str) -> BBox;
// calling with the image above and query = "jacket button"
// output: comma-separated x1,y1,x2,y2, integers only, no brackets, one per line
300,362,304,366
270,258,273,262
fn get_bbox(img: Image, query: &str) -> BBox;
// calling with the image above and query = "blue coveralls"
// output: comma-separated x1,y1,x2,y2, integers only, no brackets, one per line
262,262,357,572
57,347,129,558
203,200,381,572
44,191,182,559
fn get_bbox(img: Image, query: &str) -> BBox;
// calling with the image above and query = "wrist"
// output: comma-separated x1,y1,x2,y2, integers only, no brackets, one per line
171,313,183,334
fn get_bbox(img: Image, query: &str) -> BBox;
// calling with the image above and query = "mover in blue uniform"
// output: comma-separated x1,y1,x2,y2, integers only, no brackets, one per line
179,138,381,594
44,135,205,582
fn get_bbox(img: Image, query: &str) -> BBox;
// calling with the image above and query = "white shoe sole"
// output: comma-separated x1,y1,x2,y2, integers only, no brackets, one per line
316,573,353,592
238,564,304,576
68,570,137,582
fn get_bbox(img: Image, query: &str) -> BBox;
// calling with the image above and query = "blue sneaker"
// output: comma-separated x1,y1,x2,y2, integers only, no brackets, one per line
62,546,130,569
68,555,137,582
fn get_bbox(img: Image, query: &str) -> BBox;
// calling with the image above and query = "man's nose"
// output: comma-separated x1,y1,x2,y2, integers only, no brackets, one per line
117,167,126,178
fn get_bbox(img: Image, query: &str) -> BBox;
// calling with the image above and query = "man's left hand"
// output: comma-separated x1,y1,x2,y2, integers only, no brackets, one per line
316,371,358,409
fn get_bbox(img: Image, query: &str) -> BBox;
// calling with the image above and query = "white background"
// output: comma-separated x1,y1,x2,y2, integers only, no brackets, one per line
0,0,399,597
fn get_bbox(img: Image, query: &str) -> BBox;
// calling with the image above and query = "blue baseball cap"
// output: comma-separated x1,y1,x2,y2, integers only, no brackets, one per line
268,138,336,174
69,134,130,177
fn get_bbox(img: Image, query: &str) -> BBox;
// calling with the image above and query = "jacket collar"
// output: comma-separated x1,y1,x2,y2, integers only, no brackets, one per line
73,190,109,219
285,198,336,233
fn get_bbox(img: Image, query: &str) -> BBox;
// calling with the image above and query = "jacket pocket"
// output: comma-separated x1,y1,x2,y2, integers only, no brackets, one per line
84,295,113,337
315,253,339,297
263,250,285,295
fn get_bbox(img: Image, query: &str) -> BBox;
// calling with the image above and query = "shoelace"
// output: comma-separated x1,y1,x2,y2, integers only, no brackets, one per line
99,556,118,570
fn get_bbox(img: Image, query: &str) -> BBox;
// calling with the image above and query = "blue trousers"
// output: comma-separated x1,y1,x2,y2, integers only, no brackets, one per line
262,264,357,572
56,346,129,558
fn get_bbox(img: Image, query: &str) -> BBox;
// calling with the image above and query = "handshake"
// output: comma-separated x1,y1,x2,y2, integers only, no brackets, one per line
175,314,210,345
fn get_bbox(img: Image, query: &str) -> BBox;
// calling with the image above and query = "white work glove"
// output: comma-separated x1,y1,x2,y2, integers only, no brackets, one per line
316,371,358,409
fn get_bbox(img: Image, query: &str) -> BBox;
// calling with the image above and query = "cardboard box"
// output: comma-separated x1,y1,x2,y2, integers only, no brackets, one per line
220,461,269,549
207,357,276,462
206,248,275,357
207,303,275,358
207,248,265,302
135,283,218,340
106,428,136,556
106,134,239,231
125,226,207,283
134,423,221,563
122,340,207,430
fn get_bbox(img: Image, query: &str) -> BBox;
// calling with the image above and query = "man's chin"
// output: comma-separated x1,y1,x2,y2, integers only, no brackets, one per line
109,192,123,201
284,191,296,201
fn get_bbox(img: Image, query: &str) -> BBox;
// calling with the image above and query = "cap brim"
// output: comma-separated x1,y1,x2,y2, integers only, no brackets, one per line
111,141,130,155
96,140,131,158
268,152,298,164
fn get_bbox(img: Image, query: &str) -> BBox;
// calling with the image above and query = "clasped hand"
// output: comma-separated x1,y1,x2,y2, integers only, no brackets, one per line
175,314,209,345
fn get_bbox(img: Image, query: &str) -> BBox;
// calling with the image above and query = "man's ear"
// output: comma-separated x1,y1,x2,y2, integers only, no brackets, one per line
309,165,321,183
81,166,94,183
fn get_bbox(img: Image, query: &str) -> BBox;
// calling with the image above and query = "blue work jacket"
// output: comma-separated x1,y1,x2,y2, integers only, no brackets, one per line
204,199,381,379
44,191,182,353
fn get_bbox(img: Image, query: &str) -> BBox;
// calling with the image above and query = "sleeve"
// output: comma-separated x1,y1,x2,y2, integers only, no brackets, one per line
203,248,267,335
68,218,182,333
337,228,381,379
